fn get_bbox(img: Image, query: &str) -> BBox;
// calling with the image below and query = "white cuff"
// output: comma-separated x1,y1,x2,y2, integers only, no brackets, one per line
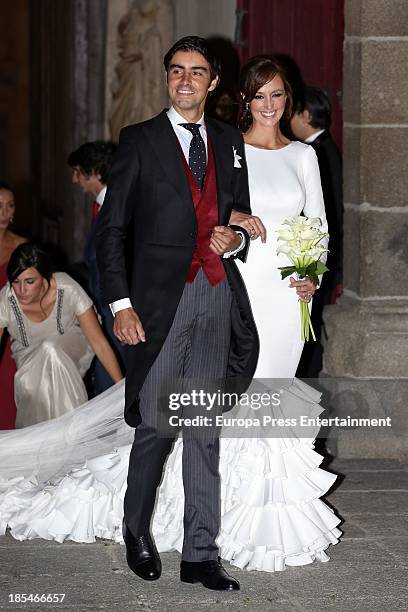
110,297,132,316
223,231,245,259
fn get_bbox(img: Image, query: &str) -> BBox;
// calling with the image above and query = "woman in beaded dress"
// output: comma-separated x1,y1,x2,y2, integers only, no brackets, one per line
0,243,123,427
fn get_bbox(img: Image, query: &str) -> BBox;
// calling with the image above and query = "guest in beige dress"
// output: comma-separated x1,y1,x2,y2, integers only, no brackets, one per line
0,243,123,427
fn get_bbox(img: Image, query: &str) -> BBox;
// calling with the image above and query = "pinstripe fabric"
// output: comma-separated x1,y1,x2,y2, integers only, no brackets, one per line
124,270,232,561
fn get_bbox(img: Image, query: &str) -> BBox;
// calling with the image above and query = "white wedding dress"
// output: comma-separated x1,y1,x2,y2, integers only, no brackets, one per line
0,141,341,571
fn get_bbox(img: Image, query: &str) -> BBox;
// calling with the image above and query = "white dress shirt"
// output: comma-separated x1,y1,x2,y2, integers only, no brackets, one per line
96,185,107,208
167,106,208,160
110,107,244,315
305,129,325,144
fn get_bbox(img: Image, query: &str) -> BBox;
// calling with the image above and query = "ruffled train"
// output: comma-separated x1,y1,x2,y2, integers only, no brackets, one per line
0,379,341,572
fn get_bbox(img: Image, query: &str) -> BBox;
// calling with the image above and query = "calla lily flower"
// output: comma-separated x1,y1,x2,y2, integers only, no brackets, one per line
276,215,329,342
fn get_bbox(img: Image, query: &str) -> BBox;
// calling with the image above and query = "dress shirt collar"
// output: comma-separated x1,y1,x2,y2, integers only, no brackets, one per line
96,185,107,207
305,129,325,144
167,106,205,128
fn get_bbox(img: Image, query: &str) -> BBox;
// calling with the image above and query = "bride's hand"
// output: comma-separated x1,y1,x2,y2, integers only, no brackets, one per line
289,277,317,302
229,210,267,242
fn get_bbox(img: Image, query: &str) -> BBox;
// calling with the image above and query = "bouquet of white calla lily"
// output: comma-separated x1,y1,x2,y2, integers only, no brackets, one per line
276,215,329,341
276,243,293,255
276,229,293,240
282,216,321,227
300,229,318,240
304,217,322,227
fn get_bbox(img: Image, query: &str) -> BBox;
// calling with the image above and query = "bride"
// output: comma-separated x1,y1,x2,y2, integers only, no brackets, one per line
0,55,341,572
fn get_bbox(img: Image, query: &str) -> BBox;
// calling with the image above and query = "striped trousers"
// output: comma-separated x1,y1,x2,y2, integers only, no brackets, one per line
124,269,232,561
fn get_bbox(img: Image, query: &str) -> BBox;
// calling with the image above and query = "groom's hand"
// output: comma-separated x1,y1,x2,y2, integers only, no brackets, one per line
114,308,146,345
210,226,241,255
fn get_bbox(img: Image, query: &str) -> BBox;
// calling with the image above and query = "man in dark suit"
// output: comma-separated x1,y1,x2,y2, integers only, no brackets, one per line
68,141,125,393
291,87,343,378
96,37,260,591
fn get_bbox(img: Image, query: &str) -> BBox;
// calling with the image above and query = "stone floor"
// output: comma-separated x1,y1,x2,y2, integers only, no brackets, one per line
0,458,407,612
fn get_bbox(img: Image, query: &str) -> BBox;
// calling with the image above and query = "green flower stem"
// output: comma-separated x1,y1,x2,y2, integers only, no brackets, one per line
300,300,316,342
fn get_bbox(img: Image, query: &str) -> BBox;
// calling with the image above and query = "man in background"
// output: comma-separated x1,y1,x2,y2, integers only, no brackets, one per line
68,141,125,393
291,87,343,378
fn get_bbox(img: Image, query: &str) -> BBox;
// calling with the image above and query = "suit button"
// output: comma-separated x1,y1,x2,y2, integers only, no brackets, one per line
190,231,196,238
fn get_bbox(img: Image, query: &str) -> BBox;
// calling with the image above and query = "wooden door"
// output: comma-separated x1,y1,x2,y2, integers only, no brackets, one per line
236,0,344,148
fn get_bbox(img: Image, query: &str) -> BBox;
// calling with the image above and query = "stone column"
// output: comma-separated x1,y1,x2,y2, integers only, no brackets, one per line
31,0,107,261
323,0,408,458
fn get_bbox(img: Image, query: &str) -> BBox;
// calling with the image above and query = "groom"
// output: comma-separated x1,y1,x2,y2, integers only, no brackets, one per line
96,36,259,591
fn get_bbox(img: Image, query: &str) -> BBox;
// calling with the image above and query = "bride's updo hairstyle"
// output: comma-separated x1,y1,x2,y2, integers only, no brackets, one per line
7,243,55,286
239,55,293,132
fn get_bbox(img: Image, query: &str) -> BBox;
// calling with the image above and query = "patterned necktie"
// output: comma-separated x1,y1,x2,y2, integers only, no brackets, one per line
180,123,206,190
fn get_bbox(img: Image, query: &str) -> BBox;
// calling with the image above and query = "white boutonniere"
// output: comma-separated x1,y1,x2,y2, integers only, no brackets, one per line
233,146,242,168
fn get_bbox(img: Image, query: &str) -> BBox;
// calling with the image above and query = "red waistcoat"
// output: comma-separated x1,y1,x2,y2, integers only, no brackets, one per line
180,138,227,287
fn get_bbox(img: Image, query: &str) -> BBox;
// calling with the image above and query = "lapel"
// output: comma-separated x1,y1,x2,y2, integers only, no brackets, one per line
205,116,232,223
142,110,193,208
143,111,233,223
312,130,329,149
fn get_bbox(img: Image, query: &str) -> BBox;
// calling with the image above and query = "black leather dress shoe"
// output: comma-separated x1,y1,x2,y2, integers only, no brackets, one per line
122,523,161,581
180,559,240,591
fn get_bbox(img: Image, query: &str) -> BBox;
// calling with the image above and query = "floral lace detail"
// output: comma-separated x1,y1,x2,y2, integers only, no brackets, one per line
8,295,29,348
56,289,64,335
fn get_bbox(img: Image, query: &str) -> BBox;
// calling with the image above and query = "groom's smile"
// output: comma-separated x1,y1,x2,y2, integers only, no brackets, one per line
167,50,218,119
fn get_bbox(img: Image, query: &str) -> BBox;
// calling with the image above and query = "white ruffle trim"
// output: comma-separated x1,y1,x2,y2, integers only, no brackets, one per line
217,498,342,572
153,437,342,571
1,434,341,572
0,447,130,544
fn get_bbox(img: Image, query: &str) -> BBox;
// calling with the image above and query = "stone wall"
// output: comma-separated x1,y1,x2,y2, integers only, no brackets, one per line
323,0,408,458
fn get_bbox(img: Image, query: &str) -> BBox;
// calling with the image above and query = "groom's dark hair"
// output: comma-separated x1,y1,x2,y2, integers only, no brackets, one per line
163,36,221,82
